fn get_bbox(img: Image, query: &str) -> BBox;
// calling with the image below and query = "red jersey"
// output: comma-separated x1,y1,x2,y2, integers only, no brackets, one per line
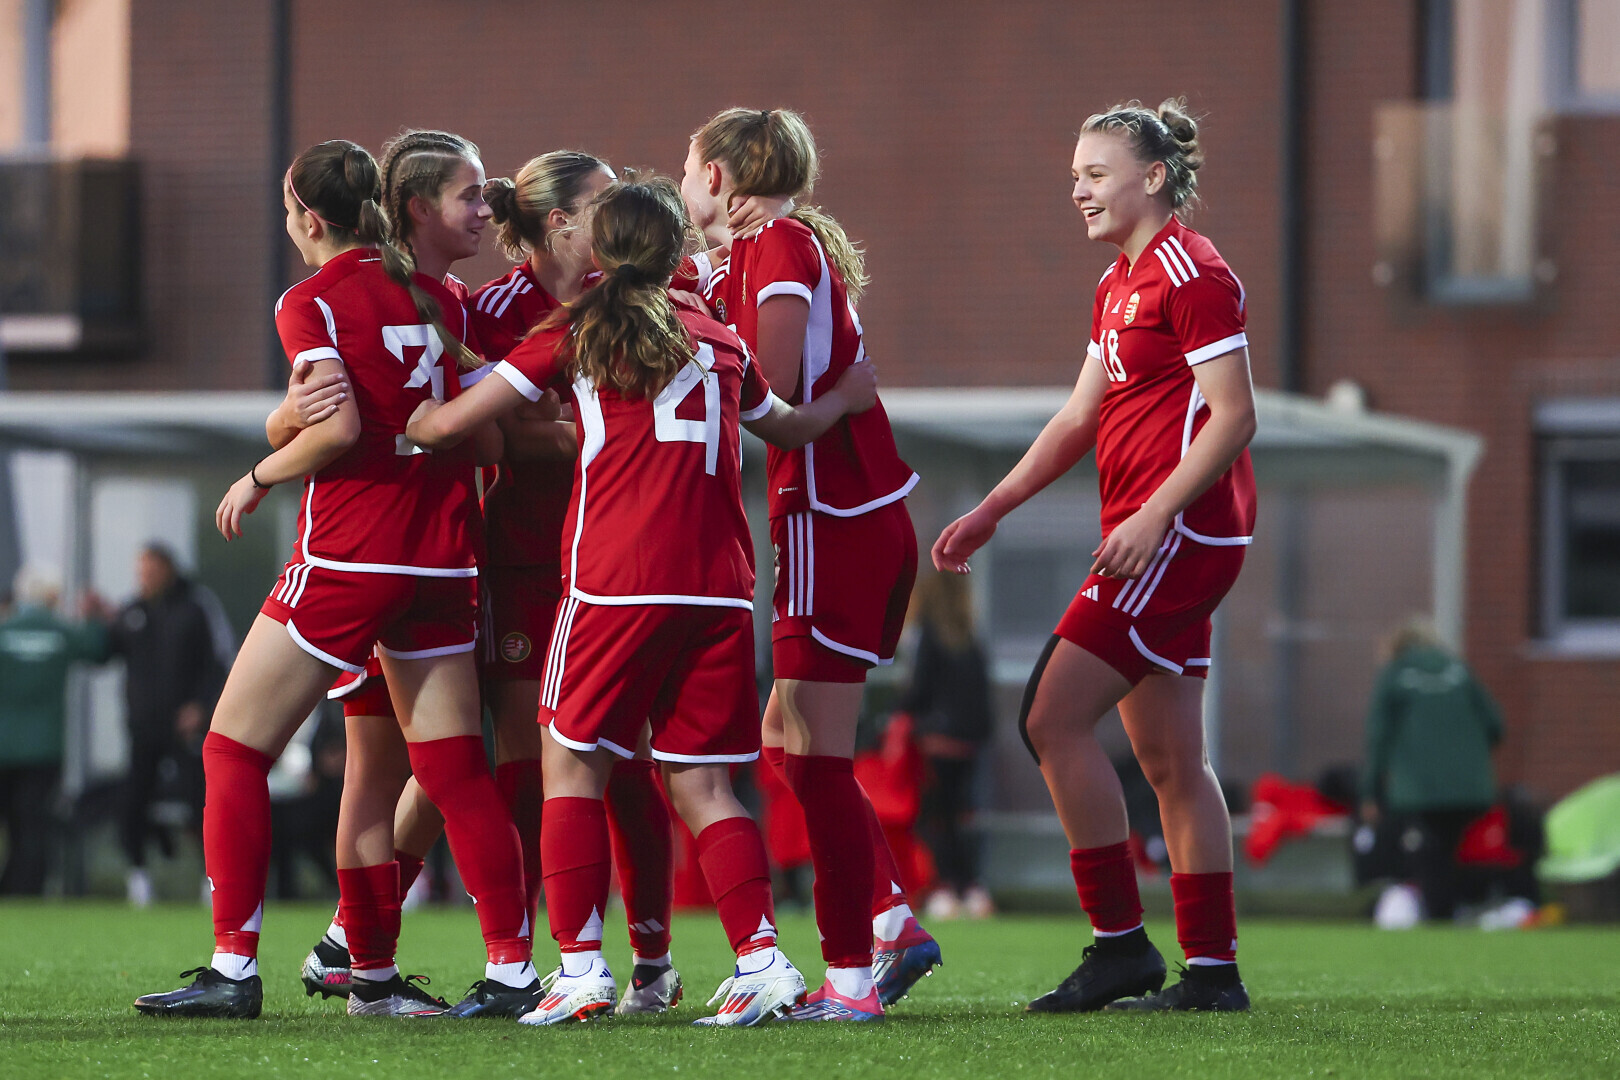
469,262,572,571
1088,217,1256,545
704,217,917,519
493,307,777,607
274,247,480,576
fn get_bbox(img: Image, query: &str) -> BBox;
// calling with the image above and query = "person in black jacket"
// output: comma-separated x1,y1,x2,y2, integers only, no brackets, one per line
106,544,226,906
899,571,995,918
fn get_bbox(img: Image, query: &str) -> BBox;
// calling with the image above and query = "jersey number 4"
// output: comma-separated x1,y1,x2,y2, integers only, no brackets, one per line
384,324,445,456
1102,329,1128,383
653,343,721,476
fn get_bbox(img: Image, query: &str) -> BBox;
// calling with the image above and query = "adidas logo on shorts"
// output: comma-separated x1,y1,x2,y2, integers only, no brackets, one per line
1082,585,1100,601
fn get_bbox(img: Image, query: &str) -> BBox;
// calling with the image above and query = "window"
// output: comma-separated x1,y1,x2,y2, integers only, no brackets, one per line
1537,399,1620,649
1549,0,1620,112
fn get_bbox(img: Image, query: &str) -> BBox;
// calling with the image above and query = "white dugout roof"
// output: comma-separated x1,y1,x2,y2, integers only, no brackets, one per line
0,387,1483,643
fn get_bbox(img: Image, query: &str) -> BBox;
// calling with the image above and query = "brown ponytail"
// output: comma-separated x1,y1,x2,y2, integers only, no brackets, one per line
542,174,693,400
1080,96,1205,213
376,129,484,370
693,107,869,304
287,139,384,245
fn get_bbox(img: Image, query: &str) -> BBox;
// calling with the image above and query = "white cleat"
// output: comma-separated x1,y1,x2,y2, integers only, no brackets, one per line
615,964,683,1015
517,962,617,1026
692,949,806,1027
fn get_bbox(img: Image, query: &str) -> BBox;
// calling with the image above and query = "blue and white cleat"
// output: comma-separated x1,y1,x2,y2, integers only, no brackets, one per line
692,949,805,1027
517,962,617,1026
780,980,885,1022
874,919,943,1006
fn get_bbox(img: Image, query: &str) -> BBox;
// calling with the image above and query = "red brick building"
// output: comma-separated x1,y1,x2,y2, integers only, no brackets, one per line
2,0,1616,798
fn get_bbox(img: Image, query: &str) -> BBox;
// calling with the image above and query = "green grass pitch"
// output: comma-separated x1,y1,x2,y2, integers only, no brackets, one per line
1,901,1616,1080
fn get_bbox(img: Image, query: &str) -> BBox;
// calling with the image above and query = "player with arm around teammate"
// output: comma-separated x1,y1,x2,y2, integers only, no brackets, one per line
934,99,1256,1013
406,174,878,1026
133,139,533,1020
682,107,939,1019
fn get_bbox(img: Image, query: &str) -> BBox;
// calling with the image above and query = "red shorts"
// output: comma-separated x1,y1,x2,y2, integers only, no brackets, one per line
261,562,478,674
539,599,759,763
480,563,563,682
1055,532,1245,685
329,654,394,718
770,501,917,683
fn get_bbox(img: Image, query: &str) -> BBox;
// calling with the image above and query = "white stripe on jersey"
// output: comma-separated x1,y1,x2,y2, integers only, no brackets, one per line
1154,247,1186,287
493,278,532,320
1165,237,1201,281
476,277,513,314
312,296,339,346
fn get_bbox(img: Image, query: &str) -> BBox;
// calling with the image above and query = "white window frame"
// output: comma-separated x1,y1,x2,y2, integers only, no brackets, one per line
1536,398,1620,652
1546,0,1620,114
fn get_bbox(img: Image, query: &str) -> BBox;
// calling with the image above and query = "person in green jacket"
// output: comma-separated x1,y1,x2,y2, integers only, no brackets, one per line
1361,617,1502,920
0,566,111,895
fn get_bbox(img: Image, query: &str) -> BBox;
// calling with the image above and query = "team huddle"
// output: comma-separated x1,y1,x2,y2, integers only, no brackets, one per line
135,97,1261,1025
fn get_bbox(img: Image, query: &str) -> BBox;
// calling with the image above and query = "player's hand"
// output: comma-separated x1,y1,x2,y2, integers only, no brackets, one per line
287,359,348,427
405,398,443,445
668,288,712,316
1091,506,1170,579
514,388,563,424
728,194,794,237
932,506,1000,574
830,361,879,415
216,474,269,540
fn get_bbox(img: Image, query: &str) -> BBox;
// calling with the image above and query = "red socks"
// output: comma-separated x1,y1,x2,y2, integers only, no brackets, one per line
862,785,909,917
338,862,401,971
1069,843,1144,934
495,758,544,934
201,732,274,957
406,736,529,965
693,816,777,956
606,758,674,958
784,753,874,967
1171,871,1237,963
396,849,426,897
541,796,611,952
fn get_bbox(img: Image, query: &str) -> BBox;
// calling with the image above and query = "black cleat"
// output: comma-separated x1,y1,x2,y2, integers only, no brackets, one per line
347,973,449,1017
134,967,263,1019
1104,964,1250,1012
445,976,545,1019
301,935,352,999
1026,939,1167,1013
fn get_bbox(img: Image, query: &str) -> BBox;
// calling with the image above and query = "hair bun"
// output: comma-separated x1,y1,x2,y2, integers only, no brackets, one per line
483,176,517,222
1157,97,1201,157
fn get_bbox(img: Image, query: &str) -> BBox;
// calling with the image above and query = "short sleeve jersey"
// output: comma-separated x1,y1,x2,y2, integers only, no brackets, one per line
704,217,917,519
1087,217,1256,546
274,248,480,575
492,307,778,607
469,262,572,572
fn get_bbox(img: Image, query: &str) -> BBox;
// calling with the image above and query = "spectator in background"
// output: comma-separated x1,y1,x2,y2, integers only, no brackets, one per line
1361,617,1502,922
899,571,995,919
0,566,110,895
106,543,227,907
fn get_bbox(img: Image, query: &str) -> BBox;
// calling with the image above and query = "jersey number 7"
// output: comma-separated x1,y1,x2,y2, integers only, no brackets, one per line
384,324,446,456
653,343,721,475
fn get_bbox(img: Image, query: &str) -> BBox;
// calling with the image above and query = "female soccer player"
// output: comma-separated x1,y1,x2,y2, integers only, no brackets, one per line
406,174,878,1026
133,138,534,1020
682,107,938,1019
933,99,1257,1013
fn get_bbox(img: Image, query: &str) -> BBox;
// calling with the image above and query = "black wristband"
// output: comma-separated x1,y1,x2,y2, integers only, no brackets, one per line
250,462,272,489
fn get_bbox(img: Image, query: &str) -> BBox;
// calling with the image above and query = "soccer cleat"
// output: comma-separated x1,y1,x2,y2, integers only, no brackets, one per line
301,935,352,999
779,979,884,1022
1026,940,1168,1013
615,963,683,1015
692,950,806,1027
445,976,545,1019
873,919,943,1006
345,973,449,1017
133,967,262,1019
1104,965,1250,1012
517,962,617,1026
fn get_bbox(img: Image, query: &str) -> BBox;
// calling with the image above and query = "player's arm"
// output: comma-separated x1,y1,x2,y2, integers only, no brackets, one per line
754,295,808,396
499,392,578,462
932,356,1110,573
406,369,527,451
266,359,350,449
744,359,879,449
219,359,360,539
1091,346,1256,579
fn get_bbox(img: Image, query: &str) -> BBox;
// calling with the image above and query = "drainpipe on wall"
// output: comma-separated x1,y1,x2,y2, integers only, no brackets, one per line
266,0,291,388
